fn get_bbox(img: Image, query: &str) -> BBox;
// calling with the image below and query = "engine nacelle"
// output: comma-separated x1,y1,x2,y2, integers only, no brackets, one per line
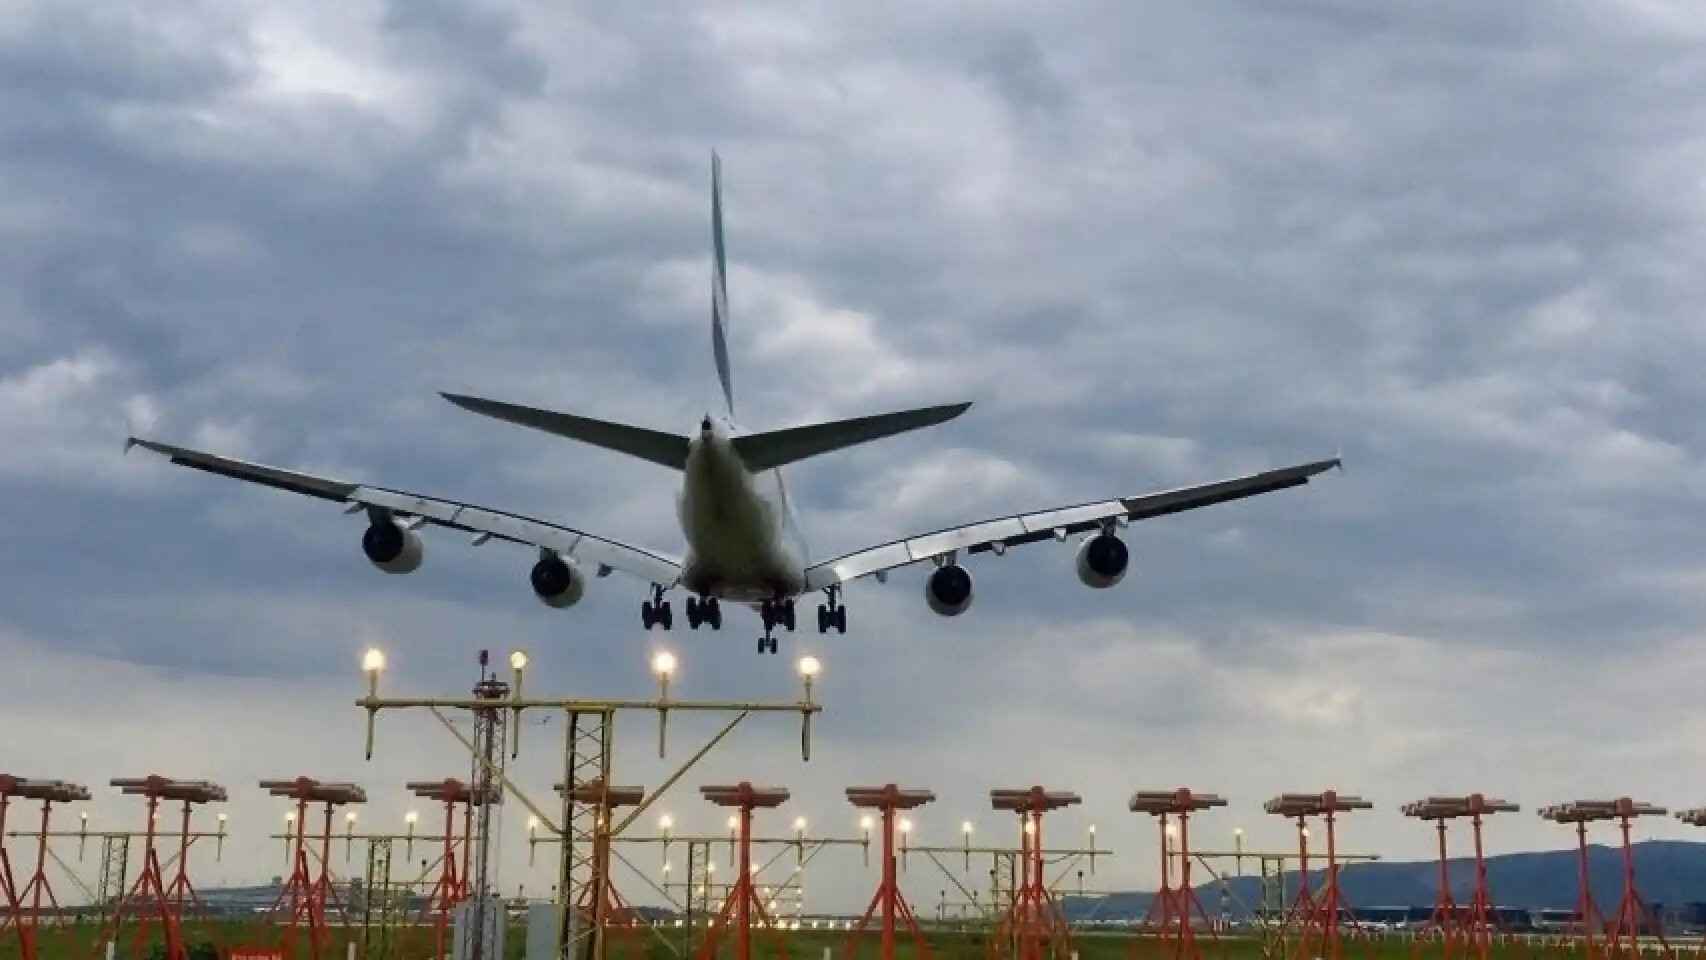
925,563,974,617
530,553,586,609
362,519,423,574
1075,532,1129,588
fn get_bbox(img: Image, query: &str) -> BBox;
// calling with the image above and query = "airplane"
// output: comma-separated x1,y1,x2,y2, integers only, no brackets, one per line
126,154,1341,654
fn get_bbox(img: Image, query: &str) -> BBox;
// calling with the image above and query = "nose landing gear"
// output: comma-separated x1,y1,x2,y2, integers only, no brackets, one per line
756,598,794,654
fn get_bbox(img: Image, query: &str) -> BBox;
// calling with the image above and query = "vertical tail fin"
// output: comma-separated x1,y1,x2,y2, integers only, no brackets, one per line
711,151,735,418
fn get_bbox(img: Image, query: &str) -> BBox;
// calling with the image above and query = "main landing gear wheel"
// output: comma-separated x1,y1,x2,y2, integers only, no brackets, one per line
685,596,724,631
641,586,672,631
816,588,847,634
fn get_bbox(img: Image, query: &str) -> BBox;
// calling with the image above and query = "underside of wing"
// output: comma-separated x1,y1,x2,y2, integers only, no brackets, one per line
803,457,1340,592
126,437,682,591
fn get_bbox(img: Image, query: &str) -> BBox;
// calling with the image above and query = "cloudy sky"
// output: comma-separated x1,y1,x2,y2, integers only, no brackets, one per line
6,0,1706,912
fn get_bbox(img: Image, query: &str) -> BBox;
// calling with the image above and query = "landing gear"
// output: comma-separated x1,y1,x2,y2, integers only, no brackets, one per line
686,595,723,631
756,599,794,654
641,585,673,631
816,587,847,634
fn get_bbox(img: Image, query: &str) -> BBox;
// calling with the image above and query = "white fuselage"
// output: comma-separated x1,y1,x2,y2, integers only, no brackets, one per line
677,420,807,602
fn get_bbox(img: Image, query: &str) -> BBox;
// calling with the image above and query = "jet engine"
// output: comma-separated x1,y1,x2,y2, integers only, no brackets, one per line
1075,532,1129,588
925,563,974,617
362,518,423,574
530,552,586,609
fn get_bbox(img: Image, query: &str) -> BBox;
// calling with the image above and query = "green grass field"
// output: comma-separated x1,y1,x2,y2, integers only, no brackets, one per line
0,920,1561,960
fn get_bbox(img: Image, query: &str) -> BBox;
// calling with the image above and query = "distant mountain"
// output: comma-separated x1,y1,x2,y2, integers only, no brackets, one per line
1061,840,1706,922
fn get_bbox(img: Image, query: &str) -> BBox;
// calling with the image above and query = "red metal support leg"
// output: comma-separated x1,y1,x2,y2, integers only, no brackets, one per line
1284,816,1315,952
1466,814,1487,960
843,798,932,960
1415,819,1457,960
1574,821,1600,960
694,791,790,960
1169,810,1221,960
1605,813,1671,960
1,794,33,960
20,799,61,958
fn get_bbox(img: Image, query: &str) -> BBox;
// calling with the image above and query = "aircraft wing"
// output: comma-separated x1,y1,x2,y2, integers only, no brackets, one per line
801,457,1340,591
125,437,683,586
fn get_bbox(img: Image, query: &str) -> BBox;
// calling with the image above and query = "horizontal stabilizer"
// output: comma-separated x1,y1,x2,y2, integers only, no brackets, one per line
731,402,972,473
442,393,690,470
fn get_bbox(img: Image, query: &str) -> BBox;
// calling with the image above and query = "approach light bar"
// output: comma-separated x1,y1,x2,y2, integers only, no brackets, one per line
0,776,92,803
1129,788,1228,814
555,781,646,808
407,778,502,806
1263,791,1372,816
1400,794,1519,819
111,776,228,803
990,786,1081,812
259,777,368,805
1539,798,1666,823
702,783,790,808
846,785,935,809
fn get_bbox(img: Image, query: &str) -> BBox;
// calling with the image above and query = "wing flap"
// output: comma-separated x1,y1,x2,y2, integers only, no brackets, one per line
1017,500,1126,532
904,518,1028,559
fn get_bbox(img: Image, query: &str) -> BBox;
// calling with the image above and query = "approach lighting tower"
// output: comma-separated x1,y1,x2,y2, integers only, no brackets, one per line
987,786,1080,960
558,781,647,960
100,777,227,960
410,778,500,960
1263,791,1372,960
1129,788,1228,960
0,776,91,960
1539,799,1670,960
843,785,935,960
695,783,791,960
260,778,367,960
1400,795,1518,960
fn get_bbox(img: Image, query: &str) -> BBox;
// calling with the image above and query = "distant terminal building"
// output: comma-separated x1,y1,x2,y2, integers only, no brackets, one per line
1346,905,1535,931
195,880,286,916
194,879,433,917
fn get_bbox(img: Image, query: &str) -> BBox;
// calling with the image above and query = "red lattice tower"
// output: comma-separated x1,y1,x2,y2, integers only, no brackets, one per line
1129,789,1227,960
987,787,1080,960
842,785,935,960
97,776,227,960
259,778,367,960
1540,799,1670,960
559,781,648,960
694,782,791,960
1,776,91,960
409,778,498,960
1264,791,1372,960
1401,795,1519,960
